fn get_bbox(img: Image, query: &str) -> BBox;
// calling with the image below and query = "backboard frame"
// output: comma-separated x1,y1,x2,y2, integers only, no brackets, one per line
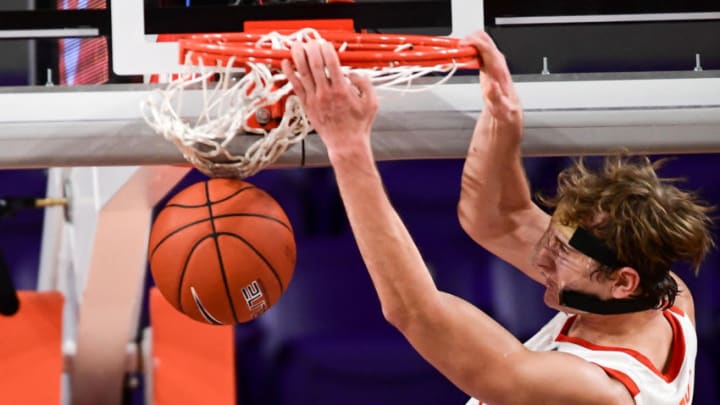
110,0,480,76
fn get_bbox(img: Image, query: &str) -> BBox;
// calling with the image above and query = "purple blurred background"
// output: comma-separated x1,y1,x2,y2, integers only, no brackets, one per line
2,155,719,404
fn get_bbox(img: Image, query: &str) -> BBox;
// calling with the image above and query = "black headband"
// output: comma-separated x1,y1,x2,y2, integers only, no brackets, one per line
568,226,626,269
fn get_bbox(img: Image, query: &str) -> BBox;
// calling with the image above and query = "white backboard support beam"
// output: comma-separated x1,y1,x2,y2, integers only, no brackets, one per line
62,166,189,405
1,76,720,170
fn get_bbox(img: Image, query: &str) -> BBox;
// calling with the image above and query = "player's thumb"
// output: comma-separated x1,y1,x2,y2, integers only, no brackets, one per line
348,72,372,97
348,72,377,111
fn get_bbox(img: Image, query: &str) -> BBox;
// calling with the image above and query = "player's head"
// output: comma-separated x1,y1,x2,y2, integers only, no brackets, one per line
534,155,714,315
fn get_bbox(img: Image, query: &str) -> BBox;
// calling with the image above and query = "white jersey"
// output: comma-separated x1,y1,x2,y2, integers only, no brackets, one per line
466,306,695,405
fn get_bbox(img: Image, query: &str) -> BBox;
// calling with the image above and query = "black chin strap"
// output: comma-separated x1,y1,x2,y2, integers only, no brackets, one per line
560,289,656,315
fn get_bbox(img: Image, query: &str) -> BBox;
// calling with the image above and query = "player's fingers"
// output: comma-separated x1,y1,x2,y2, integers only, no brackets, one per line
281,59,306,101
463,31,512,89
305,41,330,92
348,72,378,112
290,42,315,94
320,41,345,87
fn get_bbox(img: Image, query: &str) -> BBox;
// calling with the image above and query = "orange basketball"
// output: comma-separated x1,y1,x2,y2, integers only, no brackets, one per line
148,178,296,324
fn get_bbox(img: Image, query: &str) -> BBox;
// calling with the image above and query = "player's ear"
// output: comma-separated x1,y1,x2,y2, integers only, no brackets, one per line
609,267,640,299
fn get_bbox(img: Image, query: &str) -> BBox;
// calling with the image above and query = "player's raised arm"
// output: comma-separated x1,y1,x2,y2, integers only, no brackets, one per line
458,31,550,283
281,39,634,405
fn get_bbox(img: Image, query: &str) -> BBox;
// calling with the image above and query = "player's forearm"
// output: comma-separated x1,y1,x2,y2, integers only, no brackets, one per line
328,142,439,322
458,113,533,237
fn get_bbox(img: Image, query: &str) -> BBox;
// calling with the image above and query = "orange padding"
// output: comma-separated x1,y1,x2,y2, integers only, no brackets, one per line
244,18,354,33
0,291,64,405
150,288,236,405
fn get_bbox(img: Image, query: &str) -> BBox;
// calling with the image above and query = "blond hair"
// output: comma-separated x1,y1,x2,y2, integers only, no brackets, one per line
539,155,715,308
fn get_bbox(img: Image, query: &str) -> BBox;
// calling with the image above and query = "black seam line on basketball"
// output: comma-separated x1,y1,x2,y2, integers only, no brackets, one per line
149,213,292,259
214,232,285,293
177,234,217,315
165,185,257,208
206,181,240,324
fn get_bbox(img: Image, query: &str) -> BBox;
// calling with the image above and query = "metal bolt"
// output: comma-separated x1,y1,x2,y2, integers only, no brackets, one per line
62,179,73,223
45,68,54,86
126,375,140,389
694,53,703,72
255,108,272,126
541,57,550,75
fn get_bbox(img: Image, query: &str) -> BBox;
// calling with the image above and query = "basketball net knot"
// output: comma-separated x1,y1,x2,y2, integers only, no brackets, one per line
142,28,465,178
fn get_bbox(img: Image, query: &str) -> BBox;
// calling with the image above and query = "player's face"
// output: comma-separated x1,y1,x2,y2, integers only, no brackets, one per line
532,223,611,312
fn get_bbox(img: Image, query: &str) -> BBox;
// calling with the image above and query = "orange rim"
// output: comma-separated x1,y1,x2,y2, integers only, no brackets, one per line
178,31,480,69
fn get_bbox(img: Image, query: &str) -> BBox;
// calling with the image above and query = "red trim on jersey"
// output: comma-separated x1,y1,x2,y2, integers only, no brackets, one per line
596,365,640,397
556,309,685,382
662,310,686,382
668,305,685,317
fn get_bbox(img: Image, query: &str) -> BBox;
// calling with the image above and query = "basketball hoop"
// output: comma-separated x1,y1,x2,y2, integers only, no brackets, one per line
142,28,479,178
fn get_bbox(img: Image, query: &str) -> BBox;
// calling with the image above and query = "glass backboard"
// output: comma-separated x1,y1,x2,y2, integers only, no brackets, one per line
484,0,720,74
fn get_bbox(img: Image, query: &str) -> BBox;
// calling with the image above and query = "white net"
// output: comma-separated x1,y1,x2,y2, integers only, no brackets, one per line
142,28,462,178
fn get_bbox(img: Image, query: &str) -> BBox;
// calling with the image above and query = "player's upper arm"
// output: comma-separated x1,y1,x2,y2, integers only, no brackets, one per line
459,203,551,284
399,293,634,405
479,350,635,405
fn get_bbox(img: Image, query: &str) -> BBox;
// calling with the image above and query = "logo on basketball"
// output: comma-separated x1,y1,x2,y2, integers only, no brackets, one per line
242,280,267,318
